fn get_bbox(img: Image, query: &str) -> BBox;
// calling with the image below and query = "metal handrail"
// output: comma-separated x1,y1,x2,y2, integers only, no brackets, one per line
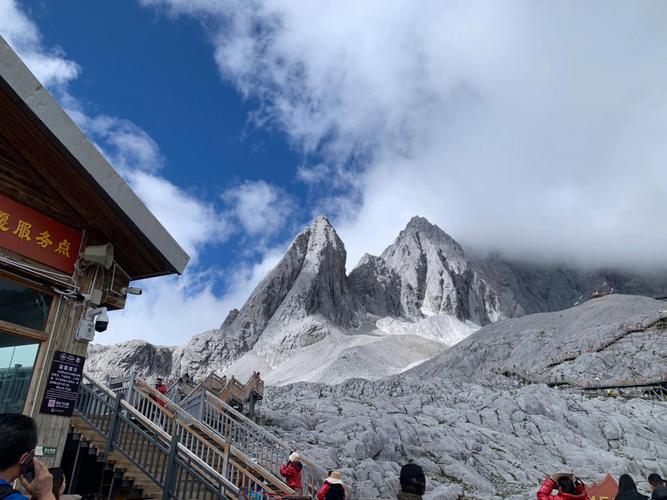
196,388,328,498
114,376,293,497
76,373,239,499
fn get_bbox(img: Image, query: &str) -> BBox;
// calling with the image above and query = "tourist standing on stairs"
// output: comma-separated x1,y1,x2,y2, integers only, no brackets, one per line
279,452,303,493
155,377,168,407
317,471,346,500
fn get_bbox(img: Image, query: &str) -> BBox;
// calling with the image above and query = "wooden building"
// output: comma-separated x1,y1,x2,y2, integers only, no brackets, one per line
0,35,189,466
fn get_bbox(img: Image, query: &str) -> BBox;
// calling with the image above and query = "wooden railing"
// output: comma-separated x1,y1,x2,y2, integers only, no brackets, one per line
182,387,328,499
106,375,294,499
76,373,239,499
179,372,264,410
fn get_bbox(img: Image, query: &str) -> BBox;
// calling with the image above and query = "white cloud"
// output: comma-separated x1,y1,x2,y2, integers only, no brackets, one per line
69,112,165,174
0,0,80,87
144,0,667,270
222,180,294,238
125,170,229,260
105,244,284,345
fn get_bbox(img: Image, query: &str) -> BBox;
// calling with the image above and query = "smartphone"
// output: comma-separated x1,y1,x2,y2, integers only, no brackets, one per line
19,449,35,482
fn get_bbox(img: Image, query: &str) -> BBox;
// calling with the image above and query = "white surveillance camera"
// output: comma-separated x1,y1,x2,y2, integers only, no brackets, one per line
85,307,109,333
121,287,143,296
94,308,109,332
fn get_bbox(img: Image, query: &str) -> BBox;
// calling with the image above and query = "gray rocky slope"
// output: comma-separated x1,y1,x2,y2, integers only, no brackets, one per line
260,295,667,499
89,216,667,382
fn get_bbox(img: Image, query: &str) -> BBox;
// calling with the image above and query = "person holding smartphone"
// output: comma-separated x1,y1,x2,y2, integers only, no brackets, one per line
0,414,56,500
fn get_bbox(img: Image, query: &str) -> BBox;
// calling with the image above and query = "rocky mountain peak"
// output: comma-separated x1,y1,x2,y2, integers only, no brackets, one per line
376,216,485,321
301,215,346,267
392,215,466,268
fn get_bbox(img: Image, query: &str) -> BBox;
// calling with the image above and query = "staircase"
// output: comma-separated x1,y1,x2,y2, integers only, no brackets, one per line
66,418,163,499
179,383,328,498
103,374,298,499
74,373,289,499
170,373,264,415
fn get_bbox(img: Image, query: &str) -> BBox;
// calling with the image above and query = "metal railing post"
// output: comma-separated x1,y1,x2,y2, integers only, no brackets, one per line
126,373,136,407
106,393,123,453
162,431,180,500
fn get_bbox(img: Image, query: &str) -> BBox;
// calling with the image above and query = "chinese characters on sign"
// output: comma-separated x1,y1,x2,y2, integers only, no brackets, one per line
0,194,83,273
39,351,85,417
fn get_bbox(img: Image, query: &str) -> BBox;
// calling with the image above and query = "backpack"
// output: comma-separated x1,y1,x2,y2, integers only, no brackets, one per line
325,483,345,500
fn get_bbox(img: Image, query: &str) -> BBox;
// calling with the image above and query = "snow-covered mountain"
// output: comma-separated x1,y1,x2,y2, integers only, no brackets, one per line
87,215,667,385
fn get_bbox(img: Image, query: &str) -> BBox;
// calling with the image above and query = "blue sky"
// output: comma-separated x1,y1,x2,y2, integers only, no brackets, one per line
2,0,667,345
21,0,307,271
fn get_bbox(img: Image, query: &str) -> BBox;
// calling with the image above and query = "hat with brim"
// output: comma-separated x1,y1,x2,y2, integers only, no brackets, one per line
326,471,344,485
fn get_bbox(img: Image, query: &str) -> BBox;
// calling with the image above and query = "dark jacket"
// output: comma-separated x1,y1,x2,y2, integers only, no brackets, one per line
396,492,422,500
279,460,303,490
652,486,667,500
318,482,346,500
615,491,649,500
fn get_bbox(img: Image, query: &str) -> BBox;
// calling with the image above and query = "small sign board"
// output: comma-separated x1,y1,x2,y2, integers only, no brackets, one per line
39,351,85,417
35,446,57,457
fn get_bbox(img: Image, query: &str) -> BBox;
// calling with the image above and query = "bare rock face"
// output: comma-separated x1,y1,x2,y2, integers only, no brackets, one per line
415,294,667,384
220,308,239,329
348,253,402,317
357,216,504,324
86,340,173,383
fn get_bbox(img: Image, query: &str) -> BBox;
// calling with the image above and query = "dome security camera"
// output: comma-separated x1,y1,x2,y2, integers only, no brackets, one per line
94,308,109,332
84,307,109,333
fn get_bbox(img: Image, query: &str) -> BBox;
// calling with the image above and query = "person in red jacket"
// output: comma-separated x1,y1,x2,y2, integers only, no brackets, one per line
537,473,589,500
318,471,346,500
155,377,168,407
279,452,303,493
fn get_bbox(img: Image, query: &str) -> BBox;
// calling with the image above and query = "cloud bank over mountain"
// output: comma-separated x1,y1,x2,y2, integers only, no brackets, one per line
144,0,667,269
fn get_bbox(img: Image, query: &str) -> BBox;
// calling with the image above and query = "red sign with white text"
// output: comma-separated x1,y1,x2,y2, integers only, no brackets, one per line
0,194,83,274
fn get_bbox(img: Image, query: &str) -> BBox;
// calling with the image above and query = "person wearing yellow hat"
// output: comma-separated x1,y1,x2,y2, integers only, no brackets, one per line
317,470,346,500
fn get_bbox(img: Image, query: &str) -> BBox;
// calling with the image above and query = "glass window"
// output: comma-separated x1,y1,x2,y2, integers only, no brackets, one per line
0,278,52,330
0,335,39,414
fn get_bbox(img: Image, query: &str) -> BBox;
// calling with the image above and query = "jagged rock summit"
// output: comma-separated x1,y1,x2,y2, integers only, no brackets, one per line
359,215,504,324
88,215,667,385
169,215,367,378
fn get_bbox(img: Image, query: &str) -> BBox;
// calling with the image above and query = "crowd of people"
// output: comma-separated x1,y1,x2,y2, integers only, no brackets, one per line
534,472,666,500
279,453,426,499
280,451,666,500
